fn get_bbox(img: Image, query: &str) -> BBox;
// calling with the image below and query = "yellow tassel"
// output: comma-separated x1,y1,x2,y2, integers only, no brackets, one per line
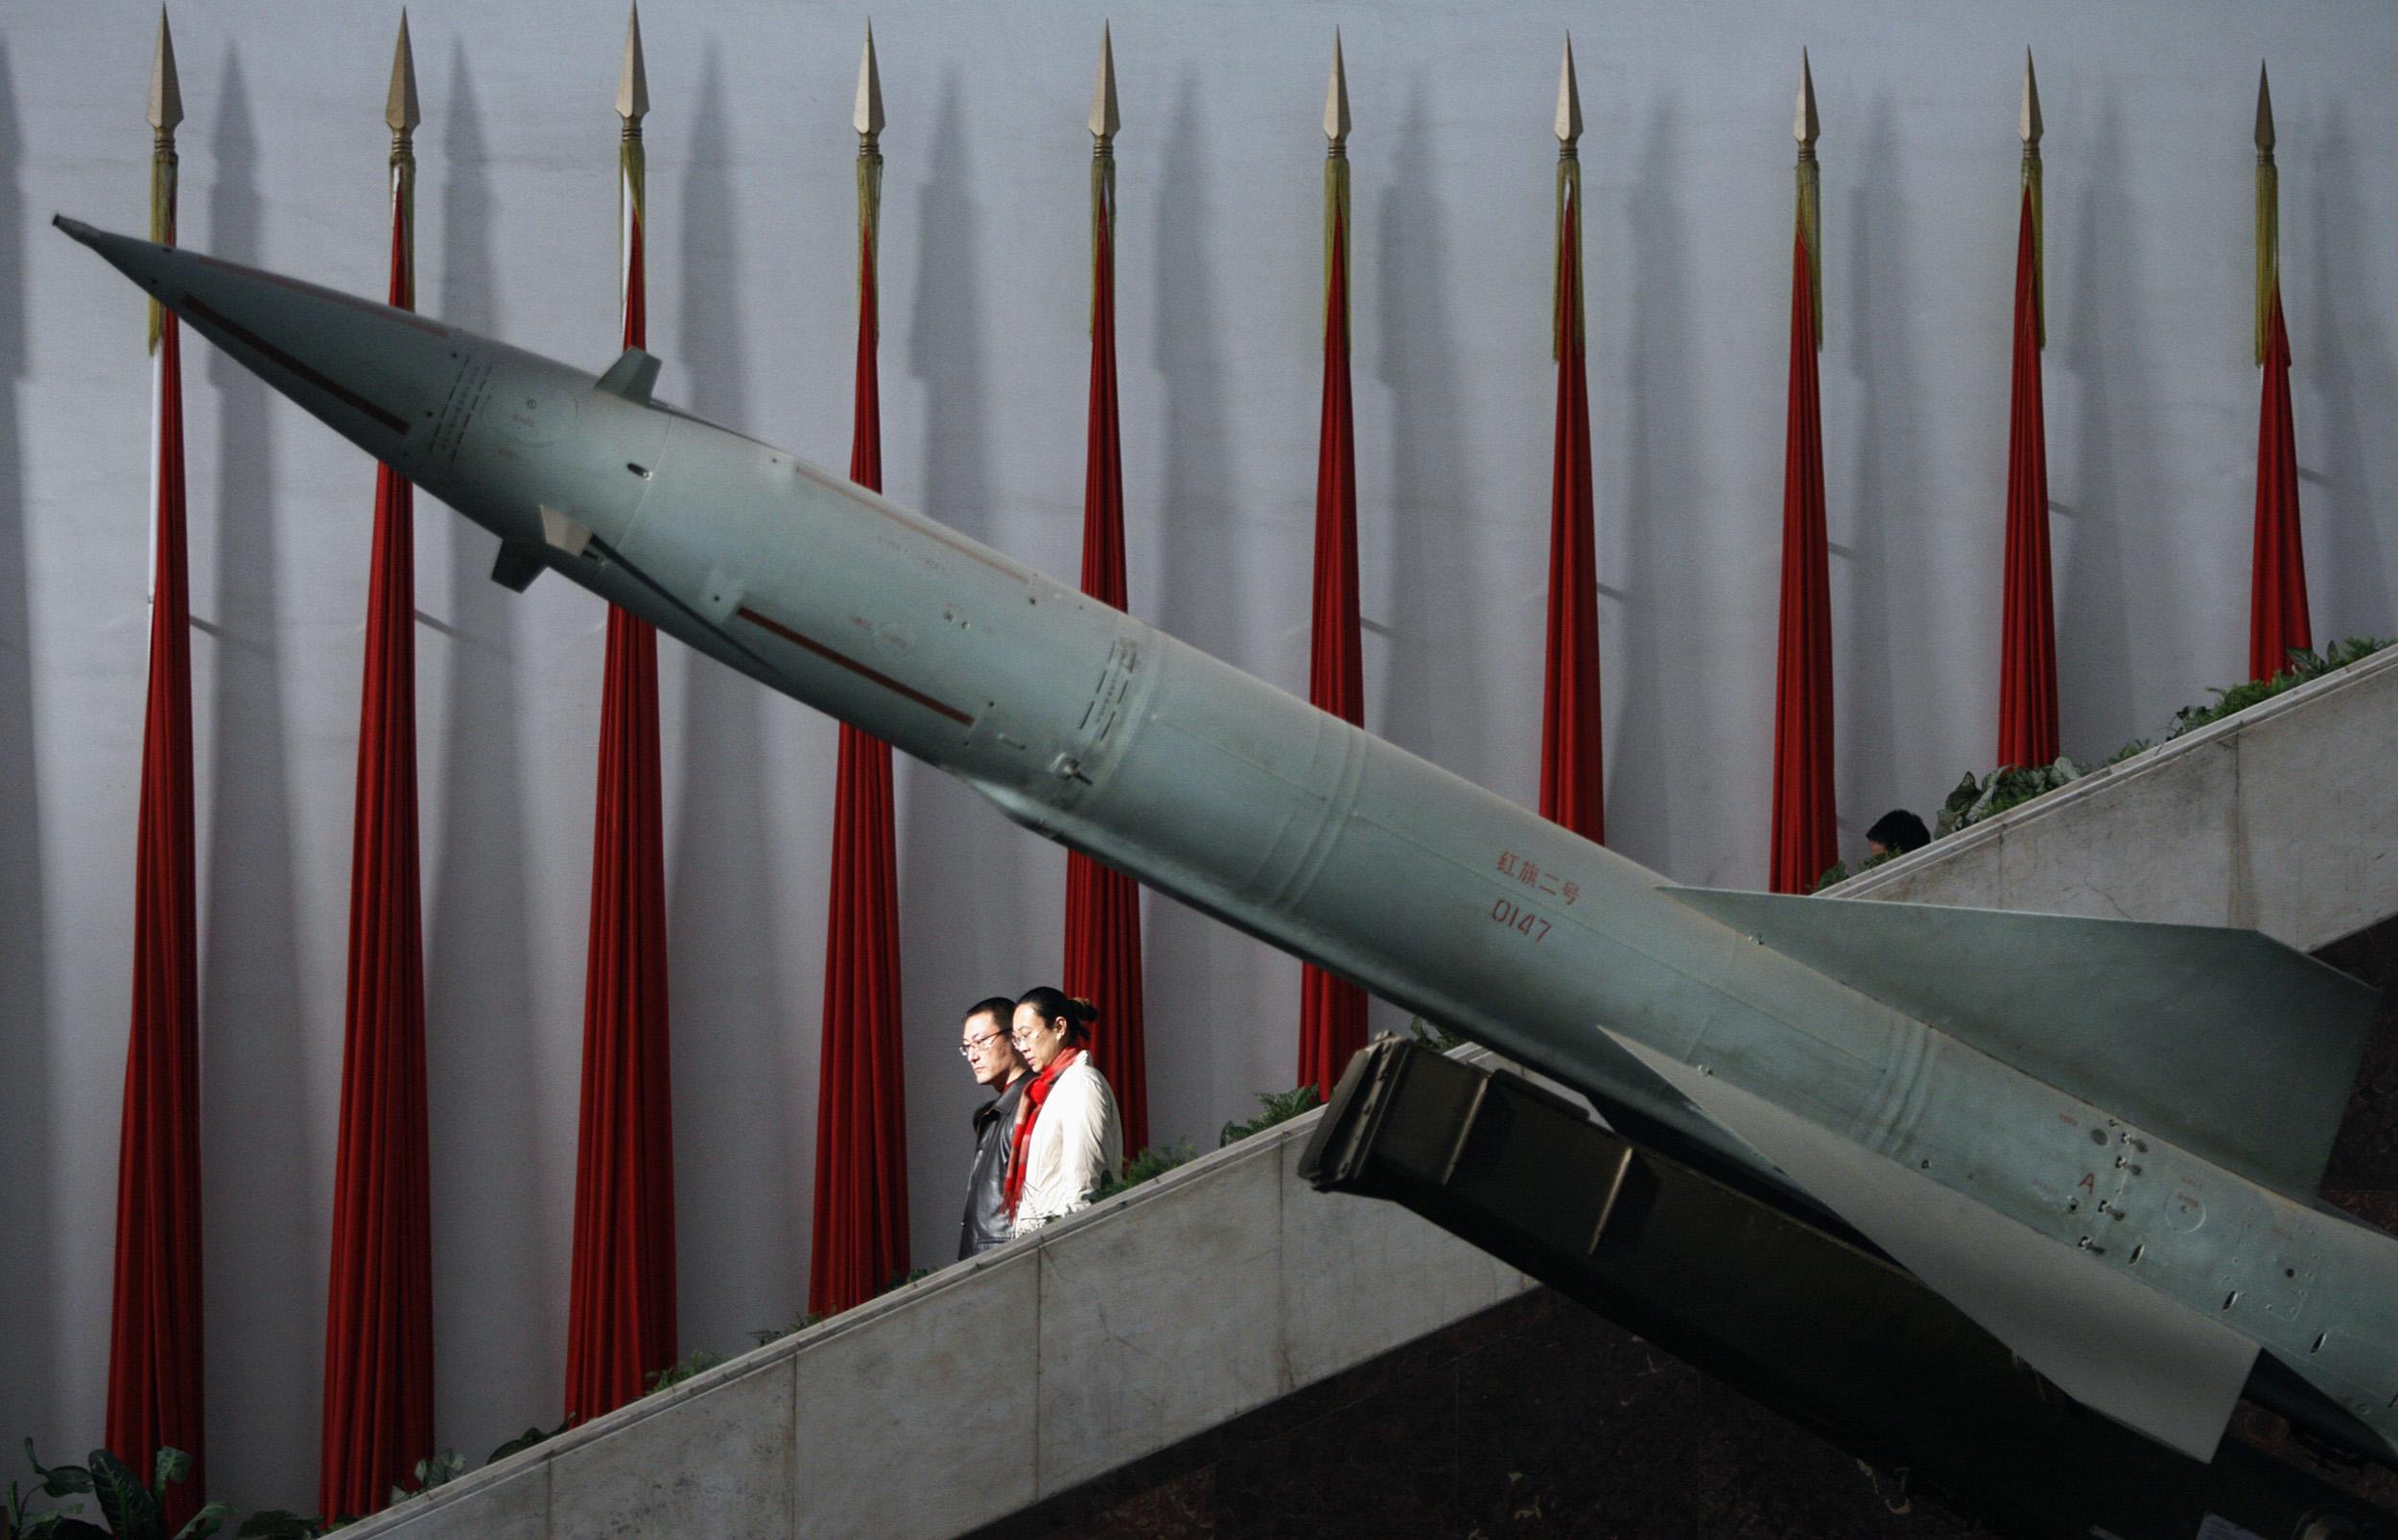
148,148,175,353
1324,155,1350,344
620,136,647,304
2256,160,2277,365
390,144,416,313
1554,156,1583,361
1090,149,1113,335
857,144,882,338
2022,155,2043,349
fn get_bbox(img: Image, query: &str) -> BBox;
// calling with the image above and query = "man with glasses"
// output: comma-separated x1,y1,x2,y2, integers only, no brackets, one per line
956,996,1031,1259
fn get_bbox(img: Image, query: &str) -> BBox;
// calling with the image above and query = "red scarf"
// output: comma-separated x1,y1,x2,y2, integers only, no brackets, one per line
1003,1046,1083,1219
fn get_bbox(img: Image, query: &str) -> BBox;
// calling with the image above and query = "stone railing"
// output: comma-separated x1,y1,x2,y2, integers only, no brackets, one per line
1830,643,2398,947
347,1098,1526,1540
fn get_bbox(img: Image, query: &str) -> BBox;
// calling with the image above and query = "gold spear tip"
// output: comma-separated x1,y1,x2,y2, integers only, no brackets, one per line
1090,21,1119,143
618,2,648,121
148,7,183,134
1556,34,1582,146
855,21,883,137
2019,48,2041,146
1795,47,1820,147
388,11,421,135
1325,29,1350,146
2254,60,2275,152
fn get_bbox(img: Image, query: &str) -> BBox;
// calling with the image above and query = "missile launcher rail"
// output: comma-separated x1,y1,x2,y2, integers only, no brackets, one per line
1301,1038,2392,1540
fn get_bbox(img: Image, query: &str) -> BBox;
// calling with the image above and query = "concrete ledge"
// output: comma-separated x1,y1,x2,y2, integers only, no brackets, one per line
341,1084,1529,1540
1830,644,2398,948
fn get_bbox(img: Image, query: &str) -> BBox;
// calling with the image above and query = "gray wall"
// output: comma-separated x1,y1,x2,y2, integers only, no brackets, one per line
7,0,2397,1513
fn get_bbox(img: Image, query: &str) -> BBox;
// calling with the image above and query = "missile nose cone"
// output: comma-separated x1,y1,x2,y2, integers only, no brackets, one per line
60,217,464,478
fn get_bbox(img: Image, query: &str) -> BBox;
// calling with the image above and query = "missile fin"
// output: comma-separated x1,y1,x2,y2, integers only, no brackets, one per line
1602,1030,2258,1462
490,542,545,592
1667,890,2375,1203
540,505,596,558
596,346,662,403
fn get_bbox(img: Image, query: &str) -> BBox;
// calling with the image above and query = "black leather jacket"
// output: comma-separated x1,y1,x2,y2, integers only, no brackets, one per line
958,1076,1027,1259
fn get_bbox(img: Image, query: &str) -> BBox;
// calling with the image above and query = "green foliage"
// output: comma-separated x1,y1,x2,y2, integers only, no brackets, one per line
483,1422,568,1466
8,1444,227,1540
748,1315,825,1348
1092,1142,1197,1200
1934,638,2391,840
387,1450,465,1507
1218,1085,1323,1148
884,1268,935,1295
1404,1016,1467,1054
87,1454,157,1540
1936,758,2085,836
2165,637,2391,741
645,1350,726,1394
1811,847,1906,894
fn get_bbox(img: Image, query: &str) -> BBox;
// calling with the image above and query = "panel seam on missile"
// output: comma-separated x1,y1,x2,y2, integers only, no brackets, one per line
183,295,411,435
797,463,1032,585
735,604,976,727
190,251,451,336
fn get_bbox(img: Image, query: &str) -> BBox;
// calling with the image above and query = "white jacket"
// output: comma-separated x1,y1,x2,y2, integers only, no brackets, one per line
1009,1054,1124,1233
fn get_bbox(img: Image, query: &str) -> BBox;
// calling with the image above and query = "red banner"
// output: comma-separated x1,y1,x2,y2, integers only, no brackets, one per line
1063,191,1151,1153
1996,189,2059,767
106,304,207,1533
1299,210,1369,1098
318,191,436,1518
811,215,912,1316
1769,227,1837,895
2248,292,2312,681
564,181,678,1423
1540,177,1604,844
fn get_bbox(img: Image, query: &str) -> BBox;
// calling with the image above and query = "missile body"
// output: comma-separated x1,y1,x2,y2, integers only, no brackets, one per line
61,218,2398,1468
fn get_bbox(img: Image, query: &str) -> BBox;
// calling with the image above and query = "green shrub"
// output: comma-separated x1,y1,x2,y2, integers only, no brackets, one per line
1218,1085,1323,1147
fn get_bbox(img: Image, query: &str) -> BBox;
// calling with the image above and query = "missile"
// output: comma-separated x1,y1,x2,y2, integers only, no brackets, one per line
59,216,2398,1469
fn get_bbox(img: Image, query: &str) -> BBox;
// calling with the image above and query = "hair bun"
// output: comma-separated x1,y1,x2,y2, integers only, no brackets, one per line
1070,996,1099,1023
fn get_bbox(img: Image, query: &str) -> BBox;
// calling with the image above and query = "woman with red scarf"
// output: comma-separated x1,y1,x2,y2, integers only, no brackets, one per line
1003,986,1124,1236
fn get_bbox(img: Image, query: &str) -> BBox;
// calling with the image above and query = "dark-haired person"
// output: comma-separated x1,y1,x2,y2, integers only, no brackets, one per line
957,996,1030,1260
1003,987,1124,1237
1866,808,1931,859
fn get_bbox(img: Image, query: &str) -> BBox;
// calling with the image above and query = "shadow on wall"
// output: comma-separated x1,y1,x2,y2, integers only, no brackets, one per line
899,69,1024,1264
0,33,57,1458
1375,76,1486,782
1605,103,1704,881
422,42,552,1467
665,44,795,1350
1369,74,1481,1042
197,52,320,1511
2057,94,2137,756
1836,99,1908,841
2308,105,2395,642
1147,70,1257,1132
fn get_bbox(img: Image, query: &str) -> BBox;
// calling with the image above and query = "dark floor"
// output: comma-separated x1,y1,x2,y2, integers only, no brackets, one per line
976,917,2398,1539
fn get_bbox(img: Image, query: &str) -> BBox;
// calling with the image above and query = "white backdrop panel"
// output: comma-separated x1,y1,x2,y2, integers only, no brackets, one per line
5,0,2396,1512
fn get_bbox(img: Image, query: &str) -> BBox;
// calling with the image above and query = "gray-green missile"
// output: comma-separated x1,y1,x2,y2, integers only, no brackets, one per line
59,215,2398,1469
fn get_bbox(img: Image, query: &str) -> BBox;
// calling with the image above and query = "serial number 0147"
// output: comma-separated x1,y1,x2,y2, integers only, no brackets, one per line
1491,898,1551,943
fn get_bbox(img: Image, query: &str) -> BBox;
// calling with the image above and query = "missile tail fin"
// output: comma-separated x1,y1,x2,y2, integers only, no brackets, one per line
490,542,545,592
1604,1030,2258,1461
596,346,662,403
1668,890,2375,1202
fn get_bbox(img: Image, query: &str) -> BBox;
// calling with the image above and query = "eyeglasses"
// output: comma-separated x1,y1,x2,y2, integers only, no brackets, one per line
959,1030,1005,1058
